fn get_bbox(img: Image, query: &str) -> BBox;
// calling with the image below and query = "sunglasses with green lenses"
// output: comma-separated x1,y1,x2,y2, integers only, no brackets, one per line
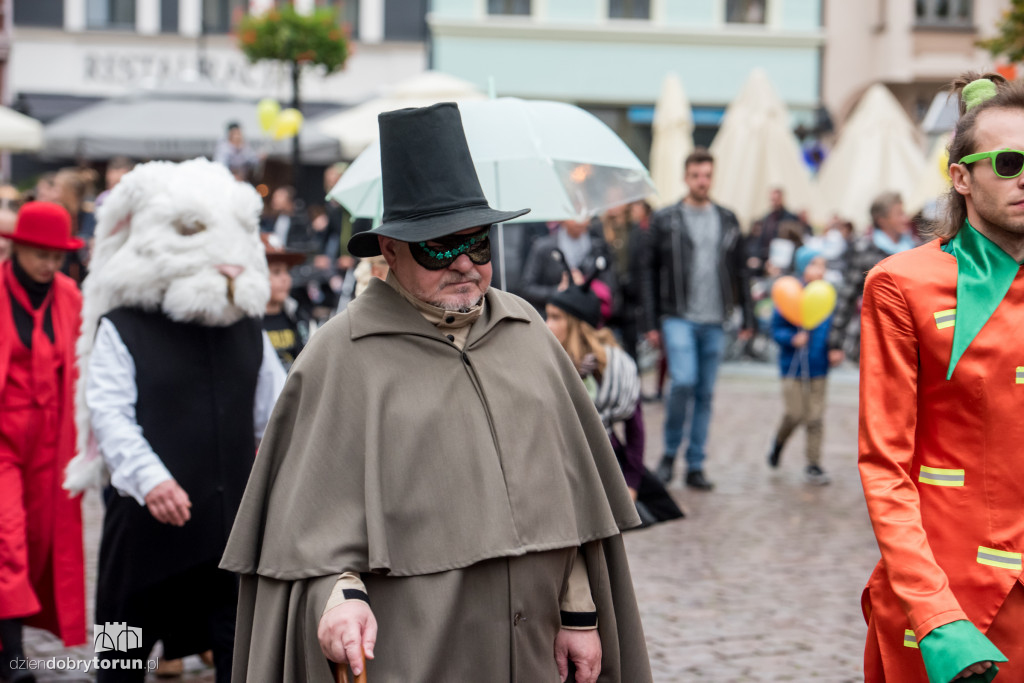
959,149,1024,179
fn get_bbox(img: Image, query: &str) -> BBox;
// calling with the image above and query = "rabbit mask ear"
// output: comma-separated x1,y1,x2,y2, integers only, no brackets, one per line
90,164,150,273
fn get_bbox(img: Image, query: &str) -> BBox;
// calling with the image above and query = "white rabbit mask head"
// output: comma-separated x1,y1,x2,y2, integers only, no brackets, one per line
85,157,269,327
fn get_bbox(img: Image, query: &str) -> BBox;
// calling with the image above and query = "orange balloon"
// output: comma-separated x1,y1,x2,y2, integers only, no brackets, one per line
771,276,804,327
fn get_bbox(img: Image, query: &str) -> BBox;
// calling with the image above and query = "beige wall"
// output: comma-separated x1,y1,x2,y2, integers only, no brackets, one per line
823,0,1008,125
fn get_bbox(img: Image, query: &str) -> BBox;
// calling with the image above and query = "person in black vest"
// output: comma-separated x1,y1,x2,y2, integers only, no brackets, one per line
62,158,286,683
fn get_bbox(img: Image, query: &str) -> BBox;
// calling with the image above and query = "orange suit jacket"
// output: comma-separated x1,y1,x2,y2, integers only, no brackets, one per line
859,240,1024,673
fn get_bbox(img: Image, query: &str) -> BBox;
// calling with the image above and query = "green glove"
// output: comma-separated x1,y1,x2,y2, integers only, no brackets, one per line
919,620,1007,683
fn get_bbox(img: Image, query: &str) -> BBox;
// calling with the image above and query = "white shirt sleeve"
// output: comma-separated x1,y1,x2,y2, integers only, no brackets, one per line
87,318,174,505
253,330,286,440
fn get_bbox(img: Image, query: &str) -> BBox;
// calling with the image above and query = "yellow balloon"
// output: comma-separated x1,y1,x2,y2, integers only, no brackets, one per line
272,108,304,140
257,99,281,133
801,280,837,330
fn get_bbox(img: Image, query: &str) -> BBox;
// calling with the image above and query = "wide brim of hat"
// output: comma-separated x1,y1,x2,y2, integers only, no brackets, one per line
8,233,84,252
348,205,531,258
266,251,307,267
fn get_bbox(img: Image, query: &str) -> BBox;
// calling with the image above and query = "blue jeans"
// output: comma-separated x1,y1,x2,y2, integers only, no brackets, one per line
661,317,725,472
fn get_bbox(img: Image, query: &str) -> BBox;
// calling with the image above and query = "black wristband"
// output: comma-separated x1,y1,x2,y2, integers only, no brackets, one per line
560,610,598,628
342,589,370,605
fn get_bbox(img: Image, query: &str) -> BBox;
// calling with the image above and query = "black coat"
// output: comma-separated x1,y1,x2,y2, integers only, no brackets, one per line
517,225,616,314
639,202,753,332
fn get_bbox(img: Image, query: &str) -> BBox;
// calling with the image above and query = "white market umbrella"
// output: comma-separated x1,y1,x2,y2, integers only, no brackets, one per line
906,132,952,217
329,97,656,290
649,73,693,209
43,81,340,163
709,68,814,231
316,71,487,159
0,106,43,152
813,84,928,231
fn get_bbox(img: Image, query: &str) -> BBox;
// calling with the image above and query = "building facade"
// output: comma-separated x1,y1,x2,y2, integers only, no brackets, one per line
9,0,428,122
429,0,826,156
823,0,1010,126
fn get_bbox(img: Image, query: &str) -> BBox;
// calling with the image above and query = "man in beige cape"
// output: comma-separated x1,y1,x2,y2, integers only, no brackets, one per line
221,103,653,683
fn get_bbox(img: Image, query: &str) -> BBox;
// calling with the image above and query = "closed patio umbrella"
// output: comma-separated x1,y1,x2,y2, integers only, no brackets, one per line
649,72,693,209
813,84,927,231
709,68,814,232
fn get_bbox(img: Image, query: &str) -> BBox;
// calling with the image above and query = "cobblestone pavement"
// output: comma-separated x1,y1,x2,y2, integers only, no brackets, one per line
24,363,878,682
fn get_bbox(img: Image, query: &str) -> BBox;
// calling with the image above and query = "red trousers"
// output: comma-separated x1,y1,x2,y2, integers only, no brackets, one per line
865,581,1024,681
0,390,60,622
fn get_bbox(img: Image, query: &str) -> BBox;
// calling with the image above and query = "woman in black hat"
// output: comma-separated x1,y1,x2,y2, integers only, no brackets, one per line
546,258,683,528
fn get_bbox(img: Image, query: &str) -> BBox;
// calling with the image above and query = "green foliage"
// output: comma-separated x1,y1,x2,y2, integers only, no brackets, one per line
979,1,1024,64
237,5,349,74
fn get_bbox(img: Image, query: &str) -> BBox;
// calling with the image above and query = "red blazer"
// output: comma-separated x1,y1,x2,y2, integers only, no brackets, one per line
859,241,1024,673
0,263,86,646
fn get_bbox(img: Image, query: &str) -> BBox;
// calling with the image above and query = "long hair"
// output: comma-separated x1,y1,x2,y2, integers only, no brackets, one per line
934,72,1024,240
559,313,619,380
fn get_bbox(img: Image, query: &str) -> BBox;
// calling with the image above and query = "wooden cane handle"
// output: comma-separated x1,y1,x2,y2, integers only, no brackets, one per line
333,651,368,683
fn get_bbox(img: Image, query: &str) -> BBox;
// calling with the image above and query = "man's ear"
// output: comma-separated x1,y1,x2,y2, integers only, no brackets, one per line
949,163,972,197
379,236,399,270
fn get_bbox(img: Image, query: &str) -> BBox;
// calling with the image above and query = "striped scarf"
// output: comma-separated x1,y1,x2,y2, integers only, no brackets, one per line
593,345,641,427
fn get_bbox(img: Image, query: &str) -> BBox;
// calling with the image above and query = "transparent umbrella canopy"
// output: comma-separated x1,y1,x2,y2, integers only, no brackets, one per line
329,97,655,290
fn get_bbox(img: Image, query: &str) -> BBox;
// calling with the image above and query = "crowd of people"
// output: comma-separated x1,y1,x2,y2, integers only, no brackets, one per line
2,70,1021,683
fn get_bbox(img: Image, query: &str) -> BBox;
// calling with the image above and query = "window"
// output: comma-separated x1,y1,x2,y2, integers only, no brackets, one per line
610,0,650,19
487,0,530,16
385,0,427,40
726,0,766,24
202,0,246,34
86,0,136,30
13,0,64,27
916,0,972,27
161,0,179,33
317,0,359,40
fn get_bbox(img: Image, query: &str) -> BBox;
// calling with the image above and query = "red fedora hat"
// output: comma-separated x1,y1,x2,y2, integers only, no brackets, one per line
9,201,83,251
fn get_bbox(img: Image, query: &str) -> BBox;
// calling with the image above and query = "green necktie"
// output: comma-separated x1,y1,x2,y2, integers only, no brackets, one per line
942,220,1021,379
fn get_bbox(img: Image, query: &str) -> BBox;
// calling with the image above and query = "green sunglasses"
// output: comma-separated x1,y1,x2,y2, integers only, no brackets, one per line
959,149,1024,179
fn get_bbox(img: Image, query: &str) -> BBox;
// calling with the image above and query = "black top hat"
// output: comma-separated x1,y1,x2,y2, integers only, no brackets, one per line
347,102,530,258
547,250,606,329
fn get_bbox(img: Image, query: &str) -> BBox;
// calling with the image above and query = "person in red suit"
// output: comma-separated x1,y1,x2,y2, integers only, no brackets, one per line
860,72,1024,682
0,203,85,681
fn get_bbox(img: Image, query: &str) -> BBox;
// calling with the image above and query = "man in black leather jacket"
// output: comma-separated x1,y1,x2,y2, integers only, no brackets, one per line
640,148,754,491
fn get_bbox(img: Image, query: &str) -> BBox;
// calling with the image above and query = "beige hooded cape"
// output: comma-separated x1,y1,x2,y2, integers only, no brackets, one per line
221,279,652,682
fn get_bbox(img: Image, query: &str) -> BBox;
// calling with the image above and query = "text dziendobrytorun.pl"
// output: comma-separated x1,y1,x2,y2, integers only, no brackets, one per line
9,657,159,673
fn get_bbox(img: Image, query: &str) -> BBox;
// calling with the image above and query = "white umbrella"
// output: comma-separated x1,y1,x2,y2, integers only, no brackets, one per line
709,68,814,232
43,81,340,163
316,71,487,159
329,97,655,289
0,106,43,152
813,84,928,231
649,72,693,209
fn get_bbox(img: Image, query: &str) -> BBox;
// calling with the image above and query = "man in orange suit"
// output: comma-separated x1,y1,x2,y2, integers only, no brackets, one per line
859,72,1024,682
